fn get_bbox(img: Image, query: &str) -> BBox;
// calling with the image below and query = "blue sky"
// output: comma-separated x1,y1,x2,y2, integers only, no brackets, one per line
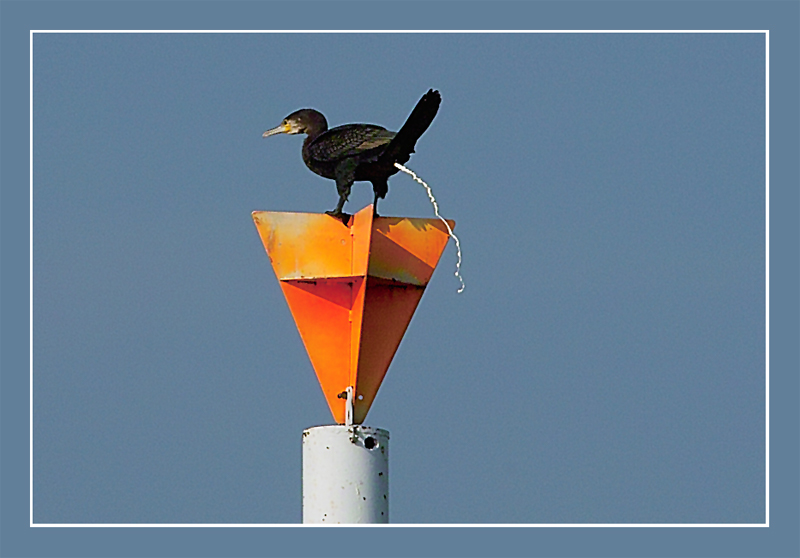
30,31,767,526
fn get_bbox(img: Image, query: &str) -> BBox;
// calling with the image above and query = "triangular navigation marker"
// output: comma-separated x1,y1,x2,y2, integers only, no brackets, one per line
253,205,454,424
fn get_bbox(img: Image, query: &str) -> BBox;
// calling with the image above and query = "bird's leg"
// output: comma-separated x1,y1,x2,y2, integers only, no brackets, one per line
329,190,348,214
326,160,356,224
325,183,351,224
371,178,388,218
372,191,380,217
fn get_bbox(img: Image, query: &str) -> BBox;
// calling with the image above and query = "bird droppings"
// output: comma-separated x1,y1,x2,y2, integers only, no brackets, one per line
394,163,465,293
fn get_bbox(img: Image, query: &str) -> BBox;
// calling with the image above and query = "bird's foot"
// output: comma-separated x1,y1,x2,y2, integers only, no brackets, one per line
325,209,351,225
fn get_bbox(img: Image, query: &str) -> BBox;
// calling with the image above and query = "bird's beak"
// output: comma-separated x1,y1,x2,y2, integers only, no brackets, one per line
263,123,290,138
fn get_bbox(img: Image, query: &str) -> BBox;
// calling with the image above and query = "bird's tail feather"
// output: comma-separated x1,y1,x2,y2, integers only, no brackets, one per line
379,89,441,166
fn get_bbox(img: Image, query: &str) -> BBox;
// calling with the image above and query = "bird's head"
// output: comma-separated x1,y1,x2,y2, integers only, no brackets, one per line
263,109,328,138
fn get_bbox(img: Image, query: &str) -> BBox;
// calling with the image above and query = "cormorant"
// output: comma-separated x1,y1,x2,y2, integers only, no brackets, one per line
263,89,441,222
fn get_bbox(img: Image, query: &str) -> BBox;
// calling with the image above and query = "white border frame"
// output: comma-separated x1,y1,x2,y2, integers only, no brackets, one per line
29,29,770,528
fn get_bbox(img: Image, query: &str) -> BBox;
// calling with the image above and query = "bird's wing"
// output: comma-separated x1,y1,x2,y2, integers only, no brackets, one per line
307,125,395,162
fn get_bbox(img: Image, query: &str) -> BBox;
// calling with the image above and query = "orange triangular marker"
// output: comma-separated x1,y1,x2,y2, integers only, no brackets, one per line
253,205,454,424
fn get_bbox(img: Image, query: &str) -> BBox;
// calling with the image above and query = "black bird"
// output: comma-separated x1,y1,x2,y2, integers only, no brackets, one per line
263,89,441,221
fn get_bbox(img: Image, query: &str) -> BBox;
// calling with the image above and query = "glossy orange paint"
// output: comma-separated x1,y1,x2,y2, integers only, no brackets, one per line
252,205,454,424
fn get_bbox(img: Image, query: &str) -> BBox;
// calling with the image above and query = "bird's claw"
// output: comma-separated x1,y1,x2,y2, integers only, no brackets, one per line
325,209,351,225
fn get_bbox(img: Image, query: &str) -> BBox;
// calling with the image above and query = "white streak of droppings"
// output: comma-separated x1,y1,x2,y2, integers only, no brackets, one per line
394,163,465,293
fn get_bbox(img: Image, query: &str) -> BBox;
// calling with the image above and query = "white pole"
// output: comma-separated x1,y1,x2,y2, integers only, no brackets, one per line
302,425,389,524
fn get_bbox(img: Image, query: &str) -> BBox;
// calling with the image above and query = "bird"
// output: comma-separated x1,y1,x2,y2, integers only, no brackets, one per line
263,89,441,222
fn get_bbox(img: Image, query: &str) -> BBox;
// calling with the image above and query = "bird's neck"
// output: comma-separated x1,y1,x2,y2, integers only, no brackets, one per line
304,130,323,145
304,126,328,144
303,111,328,143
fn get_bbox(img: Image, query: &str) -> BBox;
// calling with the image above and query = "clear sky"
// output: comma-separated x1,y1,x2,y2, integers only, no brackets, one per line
30,31,767,526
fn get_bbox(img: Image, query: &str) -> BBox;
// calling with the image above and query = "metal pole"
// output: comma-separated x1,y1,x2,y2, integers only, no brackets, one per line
302,425,389,524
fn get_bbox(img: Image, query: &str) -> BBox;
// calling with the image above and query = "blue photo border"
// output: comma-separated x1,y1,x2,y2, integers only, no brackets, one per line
2,1,797,556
